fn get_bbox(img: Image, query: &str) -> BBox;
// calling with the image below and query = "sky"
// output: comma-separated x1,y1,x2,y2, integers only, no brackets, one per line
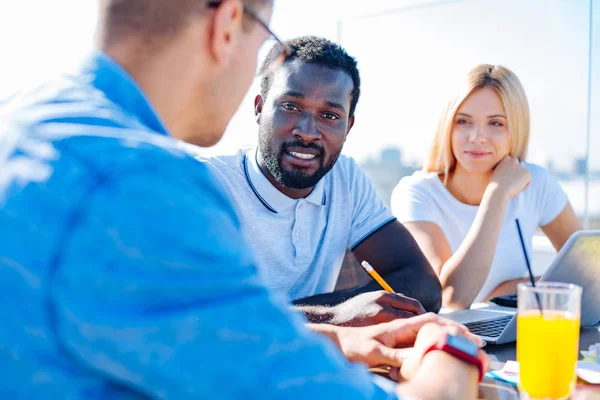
0,0,598,170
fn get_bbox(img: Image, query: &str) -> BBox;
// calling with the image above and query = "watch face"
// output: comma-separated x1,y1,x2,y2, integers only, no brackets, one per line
447,335,479,357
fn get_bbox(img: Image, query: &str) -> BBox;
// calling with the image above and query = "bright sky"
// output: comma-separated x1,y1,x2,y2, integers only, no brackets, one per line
1,0,598,169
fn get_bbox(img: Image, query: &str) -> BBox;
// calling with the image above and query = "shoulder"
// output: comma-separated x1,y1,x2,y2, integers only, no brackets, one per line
2,83,230,204
520,162,568,223
4,76,191,171
522,162,551,180
522,161,562,192
327,155,377,195
331,154,360,174
3,77,148,133
329,154,383,185
391,170,442,211
393,170,440,196
195,149,247,178
391,171,445,222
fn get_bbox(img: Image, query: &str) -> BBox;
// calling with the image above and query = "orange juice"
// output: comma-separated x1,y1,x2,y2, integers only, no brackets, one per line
517,310,580,399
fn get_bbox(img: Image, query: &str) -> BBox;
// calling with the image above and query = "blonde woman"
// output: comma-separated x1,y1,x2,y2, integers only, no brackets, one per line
391,64,582,311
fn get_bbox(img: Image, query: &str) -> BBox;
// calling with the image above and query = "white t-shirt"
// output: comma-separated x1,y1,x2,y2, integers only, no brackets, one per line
391,162,568,302
197,148,395,300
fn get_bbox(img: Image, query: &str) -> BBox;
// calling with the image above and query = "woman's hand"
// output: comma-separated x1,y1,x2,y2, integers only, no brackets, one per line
489,156,531,198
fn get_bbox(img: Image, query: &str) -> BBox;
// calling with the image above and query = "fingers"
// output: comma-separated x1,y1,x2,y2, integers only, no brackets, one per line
366,344,415,368
479,350,492,372
400,322,468,380
392,312,472,337
378,313,483,348
388,366,401,382
379,292,426,315
368,309,419,326
491,156,532,197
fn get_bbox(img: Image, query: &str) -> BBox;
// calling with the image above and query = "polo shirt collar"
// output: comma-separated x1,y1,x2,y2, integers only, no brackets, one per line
243,148,326,214
79,51,169,136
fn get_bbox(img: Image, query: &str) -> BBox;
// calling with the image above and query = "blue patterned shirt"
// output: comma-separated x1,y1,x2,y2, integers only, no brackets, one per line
0,52,400,399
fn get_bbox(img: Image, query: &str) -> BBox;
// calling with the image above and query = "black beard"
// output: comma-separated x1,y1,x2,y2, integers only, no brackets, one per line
258,135,339,190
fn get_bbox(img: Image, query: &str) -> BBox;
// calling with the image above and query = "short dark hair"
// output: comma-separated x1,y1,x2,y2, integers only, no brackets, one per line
98,0,269,48
259,36,361,117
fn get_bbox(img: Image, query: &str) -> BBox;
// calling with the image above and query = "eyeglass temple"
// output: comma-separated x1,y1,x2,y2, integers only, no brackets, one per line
207,1,291,57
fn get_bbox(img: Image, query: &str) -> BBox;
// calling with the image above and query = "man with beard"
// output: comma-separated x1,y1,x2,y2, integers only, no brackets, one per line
199,36,442,326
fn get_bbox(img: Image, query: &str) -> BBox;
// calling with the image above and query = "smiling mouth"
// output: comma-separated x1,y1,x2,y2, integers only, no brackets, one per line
288,151,317,160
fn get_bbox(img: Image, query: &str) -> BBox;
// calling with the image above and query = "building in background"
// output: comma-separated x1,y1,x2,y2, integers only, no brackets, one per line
362,147,599,228
360,146,417,209
575,157,588,176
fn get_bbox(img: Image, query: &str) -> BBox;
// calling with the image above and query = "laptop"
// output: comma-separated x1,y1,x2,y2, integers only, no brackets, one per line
444,230,600,344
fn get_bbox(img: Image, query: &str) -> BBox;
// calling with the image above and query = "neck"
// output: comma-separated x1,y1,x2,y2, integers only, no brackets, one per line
257,150,314,199
102,36,213,145
445,166,491,206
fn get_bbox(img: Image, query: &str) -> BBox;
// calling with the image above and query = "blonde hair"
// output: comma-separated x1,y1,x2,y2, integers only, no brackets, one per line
424,64,530,182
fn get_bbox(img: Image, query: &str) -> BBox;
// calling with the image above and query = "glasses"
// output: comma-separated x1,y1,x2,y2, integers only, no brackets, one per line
207,1,291,76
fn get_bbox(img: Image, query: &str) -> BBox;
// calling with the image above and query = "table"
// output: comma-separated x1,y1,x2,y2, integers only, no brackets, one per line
479,326,600,399
486,326,600,362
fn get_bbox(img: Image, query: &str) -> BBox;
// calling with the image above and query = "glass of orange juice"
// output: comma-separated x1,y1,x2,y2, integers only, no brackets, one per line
517,282,582,400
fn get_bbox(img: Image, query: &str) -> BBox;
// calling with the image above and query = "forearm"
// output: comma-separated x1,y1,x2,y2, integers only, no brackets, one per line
398,352,479,400
307,323,342,349
440,185,509,310
351,219,442,312
293,290,355,323
294,266,442,321
483,276,540,301
353,269,441,313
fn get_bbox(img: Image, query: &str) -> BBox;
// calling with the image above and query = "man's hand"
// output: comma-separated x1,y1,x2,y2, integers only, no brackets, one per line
310,313,481,369
329,290,426,327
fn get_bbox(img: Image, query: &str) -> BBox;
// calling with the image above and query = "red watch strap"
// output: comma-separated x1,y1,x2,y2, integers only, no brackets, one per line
423,335,485,382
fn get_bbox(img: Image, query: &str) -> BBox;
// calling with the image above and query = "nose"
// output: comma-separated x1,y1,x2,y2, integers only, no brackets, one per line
469,124,488,144
293,113,321,143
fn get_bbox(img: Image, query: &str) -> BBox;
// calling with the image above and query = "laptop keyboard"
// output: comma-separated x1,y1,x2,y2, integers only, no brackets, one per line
464,315,513,337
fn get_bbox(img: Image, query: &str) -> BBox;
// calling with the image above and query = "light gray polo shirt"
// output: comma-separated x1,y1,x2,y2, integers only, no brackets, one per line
198,148,395,300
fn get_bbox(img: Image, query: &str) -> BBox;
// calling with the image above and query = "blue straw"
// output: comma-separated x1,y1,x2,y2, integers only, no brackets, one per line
516,219,543,315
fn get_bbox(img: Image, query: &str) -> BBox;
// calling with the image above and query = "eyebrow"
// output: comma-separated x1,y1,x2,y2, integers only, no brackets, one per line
456,112,506,118
325,101,346,112
281,91,305,99
280,92,347,113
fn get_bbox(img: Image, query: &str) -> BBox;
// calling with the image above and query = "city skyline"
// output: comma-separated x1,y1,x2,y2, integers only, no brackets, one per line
0,0,598,171
365,144,600,176
208,0,600,171
362,146,600,227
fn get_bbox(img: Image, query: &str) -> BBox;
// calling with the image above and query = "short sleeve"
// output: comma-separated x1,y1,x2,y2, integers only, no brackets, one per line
346,158,396,249
527,163,569,226
51,156,398,399
391,174,442,225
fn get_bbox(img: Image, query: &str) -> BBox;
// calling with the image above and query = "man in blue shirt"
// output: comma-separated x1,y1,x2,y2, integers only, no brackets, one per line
0,0,485,398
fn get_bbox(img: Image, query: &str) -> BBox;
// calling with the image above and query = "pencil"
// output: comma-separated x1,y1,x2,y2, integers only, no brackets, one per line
360,261,395,293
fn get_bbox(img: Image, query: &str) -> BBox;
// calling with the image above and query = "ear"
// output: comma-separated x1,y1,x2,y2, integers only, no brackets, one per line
344,115,355,140
254,95,264,123
207,0,244,67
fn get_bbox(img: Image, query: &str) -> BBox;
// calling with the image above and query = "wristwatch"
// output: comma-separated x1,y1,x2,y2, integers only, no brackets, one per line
423,333,485,382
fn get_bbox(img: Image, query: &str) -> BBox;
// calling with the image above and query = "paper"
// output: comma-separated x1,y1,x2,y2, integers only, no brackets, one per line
577,361,600,384
503,360,520,375
485,370,519,387
580,343,600,363
485,361,520,387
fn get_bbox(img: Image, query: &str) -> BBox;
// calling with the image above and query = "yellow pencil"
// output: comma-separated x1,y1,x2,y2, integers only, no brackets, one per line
360,261,395,293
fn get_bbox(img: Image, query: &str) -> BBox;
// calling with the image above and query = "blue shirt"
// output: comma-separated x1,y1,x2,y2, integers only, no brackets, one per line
0,52,400,399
